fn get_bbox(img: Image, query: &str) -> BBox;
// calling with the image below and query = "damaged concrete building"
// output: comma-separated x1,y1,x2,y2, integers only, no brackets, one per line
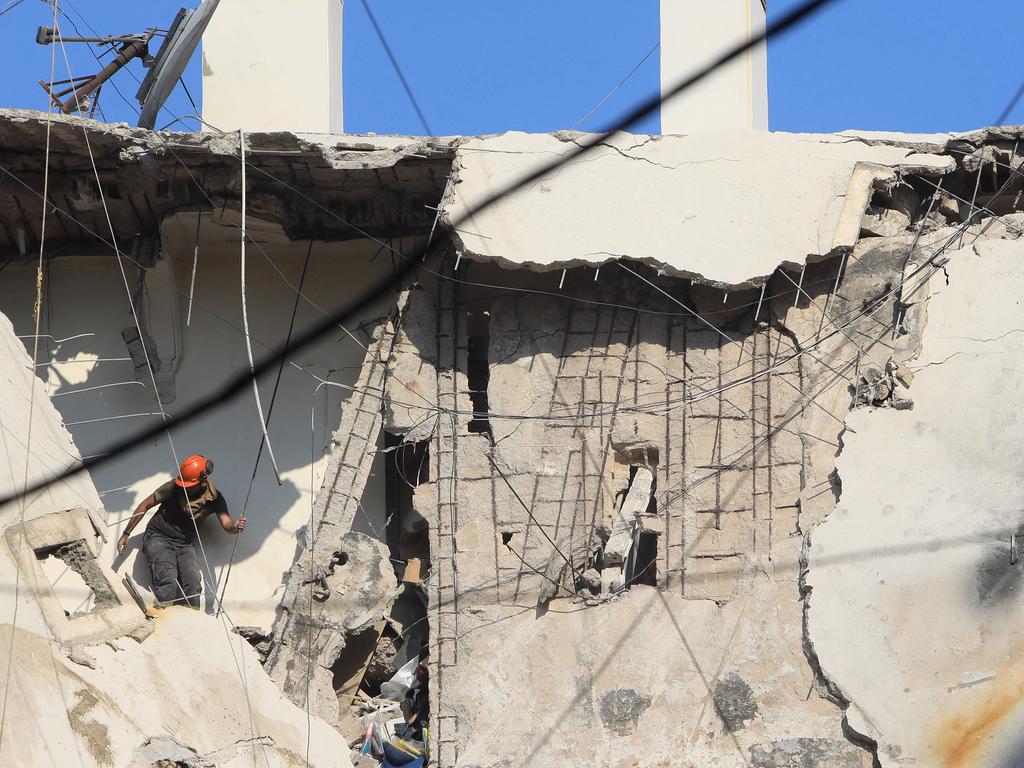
2,104,1024,767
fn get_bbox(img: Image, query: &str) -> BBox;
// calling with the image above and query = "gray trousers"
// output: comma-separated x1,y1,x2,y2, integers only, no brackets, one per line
142,531,202,608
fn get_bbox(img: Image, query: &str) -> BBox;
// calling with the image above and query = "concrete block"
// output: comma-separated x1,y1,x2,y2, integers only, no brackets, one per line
684,554,744,600
718,418,755,468
4,509,147,647
686,382,722,418
771,463,804,508
718,469,754,512
559,353,593,377
771,375,806,418
691,512,754,556
771,506,800,543
682,472,719,511
687,417,721,466
768,429,805,466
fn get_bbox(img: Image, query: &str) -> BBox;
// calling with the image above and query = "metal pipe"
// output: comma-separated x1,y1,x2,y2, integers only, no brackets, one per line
36,27,149,45
48,39,149,114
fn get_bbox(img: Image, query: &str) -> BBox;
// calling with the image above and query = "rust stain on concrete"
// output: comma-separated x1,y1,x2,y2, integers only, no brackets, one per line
938,668,1024,767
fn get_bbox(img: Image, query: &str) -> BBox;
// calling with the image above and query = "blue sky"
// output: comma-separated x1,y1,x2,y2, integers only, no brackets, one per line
0,0,1021,136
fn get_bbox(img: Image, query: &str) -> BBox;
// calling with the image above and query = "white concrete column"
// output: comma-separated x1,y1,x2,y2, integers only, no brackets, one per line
660,0,768,134
201,0,343,134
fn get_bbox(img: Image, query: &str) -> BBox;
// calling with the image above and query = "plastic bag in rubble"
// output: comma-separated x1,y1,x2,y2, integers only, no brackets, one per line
380,656,419,701
358,701,401,731
359,718,383,757
382,739,426,768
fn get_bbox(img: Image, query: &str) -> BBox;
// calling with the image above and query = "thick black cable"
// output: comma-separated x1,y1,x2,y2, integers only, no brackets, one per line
0,0,844,510
359,0,434,136
996,79,1024,125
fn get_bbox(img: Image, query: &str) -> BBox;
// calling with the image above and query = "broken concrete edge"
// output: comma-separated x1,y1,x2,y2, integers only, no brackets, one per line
1,107,1007,291
442,157,955,291
836,124,1024,156
264,295,414,706
797,533,887,764
789,238,956,761
3,508,149,648
0,109,455,168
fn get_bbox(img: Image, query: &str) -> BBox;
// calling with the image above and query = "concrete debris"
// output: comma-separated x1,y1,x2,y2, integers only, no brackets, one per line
2,111,1024,767
854,365,914,411
861,206,910,238
48,539,119,610
577,568,602,595
605,467,654,566
231,625,273,663
267,531,394,724
67,647,97,670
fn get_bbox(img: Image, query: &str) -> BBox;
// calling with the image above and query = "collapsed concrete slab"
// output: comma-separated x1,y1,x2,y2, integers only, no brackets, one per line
0,607,354,768
446,130,955,285
3,109,1024,766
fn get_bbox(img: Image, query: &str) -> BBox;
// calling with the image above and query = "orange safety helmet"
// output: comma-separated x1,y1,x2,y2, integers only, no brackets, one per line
175,453,213,488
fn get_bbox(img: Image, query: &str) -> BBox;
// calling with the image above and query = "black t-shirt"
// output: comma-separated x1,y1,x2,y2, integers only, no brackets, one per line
145,480,228,543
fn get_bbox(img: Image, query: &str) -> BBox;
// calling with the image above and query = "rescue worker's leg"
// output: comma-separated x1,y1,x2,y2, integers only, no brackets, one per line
143,531,182,606
175,541,202,610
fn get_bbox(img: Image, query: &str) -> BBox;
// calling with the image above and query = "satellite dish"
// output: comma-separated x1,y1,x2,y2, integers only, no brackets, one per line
136,0,220,130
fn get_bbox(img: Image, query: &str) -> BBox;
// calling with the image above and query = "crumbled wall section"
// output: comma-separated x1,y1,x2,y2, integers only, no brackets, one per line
265,297,408,717
363,133,1024,765
473,282,827,608
4,509,147,647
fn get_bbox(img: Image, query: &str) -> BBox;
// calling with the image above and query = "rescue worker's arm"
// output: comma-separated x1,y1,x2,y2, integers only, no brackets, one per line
116,493,158,553
216,509,247,534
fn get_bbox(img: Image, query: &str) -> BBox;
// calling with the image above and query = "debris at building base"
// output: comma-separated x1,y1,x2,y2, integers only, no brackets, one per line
2,108,1024,766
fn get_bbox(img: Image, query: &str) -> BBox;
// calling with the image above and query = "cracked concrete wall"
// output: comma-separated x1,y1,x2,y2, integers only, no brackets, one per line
5,111,1024,767
423,256,887,766
806,234,1024,767
363,132,1024,766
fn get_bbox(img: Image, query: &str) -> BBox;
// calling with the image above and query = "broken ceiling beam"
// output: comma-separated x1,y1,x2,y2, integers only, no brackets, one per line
0,109,454,260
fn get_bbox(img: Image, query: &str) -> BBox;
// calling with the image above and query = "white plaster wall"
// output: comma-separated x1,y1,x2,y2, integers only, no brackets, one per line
202,0,343,133
0,308,105,653
0,218,393,628
0,312,102,527
807,239,1024,767
0,274,352,767
660,0,768,133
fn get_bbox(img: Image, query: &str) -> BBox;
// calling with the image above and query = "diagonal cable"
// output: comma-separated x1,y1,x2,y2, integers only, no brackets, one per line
359,0,433,135
0,0,848,510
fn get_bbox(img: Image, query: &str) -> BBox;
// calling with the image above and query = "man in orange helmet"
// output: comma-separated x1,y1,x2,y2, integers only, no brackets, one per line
117,453,246,609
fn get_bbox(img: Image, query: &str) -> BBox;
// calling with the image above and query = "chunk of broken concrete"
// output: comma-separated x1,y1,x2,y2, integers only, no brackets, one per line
577,568,601,595
605,467,654,566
